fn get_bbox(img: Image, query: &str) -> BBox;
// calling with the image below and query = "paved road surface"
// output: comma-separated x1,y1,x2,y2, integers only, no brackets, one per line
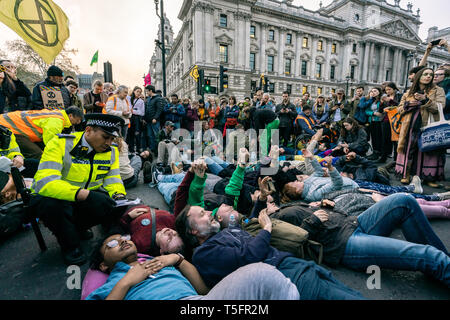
0,158,449,300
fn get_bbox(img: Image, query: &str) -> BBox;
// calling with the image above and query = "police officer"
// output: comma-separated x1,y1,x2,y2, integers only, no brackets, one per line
30,114,127,265
0,106,84,160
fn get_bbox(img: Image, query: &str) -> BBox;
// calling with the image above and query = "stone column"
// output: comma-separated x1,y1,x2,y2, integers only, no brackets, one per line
341,39,351,80
324,38,331,81
244,15,251,70
362,41,370,81
391,47,399,83
193,8,204,63
205,8,214,65
377,45,387,83
310,35,318,79
367,42,375,83
294,31,301,77
260,23,267,73
279,27,285,76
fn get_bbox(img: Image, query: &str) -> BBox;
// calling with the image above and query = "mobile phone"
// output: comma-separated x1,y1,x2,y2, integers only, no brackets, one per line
430,39,442,46
267,180,276,193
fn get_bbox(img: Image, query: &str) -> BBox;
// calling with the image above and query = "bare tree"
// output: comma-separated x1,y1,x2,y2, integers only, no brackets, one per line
5,40,80,88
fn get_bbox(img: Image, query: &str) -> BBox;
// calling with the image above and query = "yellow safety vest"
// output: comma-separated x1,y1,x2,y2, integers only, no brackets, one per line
0,129,23,160
32,131,126,202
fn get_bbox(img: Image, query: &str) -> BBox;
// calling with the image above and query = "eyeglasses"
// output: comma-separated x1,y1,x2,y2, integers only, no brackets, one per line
106,235,131,249
434,73,445,77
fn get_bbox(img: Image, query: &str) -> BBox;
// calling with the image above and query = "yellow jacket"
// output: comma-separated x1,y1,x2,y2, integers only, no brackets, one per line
0,130,23,160
32,131,126,202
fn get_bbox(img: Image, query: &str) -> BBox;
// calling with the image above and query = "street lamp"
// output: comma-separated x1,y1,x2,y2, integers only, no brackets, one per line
154,0,167,97
404,51,415,92
345,75,352,97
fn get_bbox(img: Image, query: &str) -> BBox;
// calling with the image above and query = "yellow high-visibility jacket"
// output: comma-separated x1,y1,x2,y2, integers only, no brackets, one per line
0,130,23,160
0,109,72,144
32,131,126,202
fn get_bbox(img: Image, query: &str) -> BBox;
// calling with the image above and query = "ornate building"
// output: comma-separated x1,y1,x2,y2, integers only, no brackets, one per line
149,0,450,100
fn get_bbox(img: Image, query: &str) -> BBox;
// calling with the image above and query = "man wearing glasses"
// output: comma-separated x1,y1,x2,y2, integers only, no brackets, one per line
434,67,450,120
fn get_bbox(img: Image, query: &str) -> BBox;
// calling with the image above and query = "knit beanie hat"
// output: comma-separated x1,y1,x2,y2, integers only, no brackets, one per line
47,65,63,77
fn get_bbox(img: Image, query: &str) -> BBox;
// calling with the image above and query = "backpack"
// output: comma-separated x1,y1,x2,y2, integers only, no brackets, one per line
241,217,323,264
0,200,27,238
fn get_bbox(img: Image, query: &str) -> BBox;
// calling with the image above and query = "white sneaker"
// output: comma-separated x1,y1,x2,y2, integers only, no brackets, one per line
436,191,450,200
410,175,423,194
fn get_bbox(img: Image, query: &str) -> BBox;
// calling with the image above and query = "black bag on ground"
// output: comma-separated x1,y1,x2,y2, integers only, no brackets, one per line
0,200,27,238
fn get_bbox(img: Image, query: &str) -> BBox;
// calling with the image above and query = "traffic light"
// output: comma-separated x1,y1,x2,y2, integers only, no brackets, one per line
220,65,228,92
104,61,113,83
204,79,211,93
197,69,205,95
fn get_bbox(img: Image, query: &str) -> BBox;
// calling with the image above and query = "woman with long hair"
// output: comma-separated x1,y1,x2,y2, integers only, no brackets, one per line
332,117,370,157
358,87,383,160
0,61,17,113
379,82,403,163
395,68,446,187
127,86,145,153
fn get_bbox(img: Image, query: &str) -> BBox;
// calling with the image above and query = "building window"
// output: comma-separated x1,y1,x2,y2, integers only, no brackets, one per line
269,82,275,93
317,87,323,96
250,53,256,71
302,86,308,95
352,43,357,53
385,70,390,81
301,61,307,76
317,40,323,51
251,80,257,92
316,63,322,78
350,65,355,79
286,84,292,95
330,65,336,80
269,30,275,41
286,33,292,45
268,55,274,72
331,43,337,54
219,44,228,63
250,25,256,38
285,58,292,75
219,14,228,28
302,37,309,48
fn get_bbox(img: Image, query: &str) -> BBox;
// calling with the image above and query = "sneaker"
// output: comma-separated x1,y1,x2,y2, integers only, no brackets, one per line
62,247,86,266
410,176,423,194
143,161,153,184
426,181,440,188
435,191,450,200
151,164,163,184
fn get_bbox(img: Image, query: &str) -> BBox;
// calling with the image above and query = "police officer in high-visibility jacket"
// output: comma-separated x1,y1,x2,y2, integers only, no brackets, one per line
0,106,84,160
30,114,127,265
0,125,41,178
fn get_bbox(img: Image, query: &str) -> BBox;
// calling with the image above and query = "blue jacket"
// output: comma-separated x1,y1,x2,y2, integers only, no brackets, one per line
354,97,372,124
296,112,318,136
163,103,185,123
192,227,292,288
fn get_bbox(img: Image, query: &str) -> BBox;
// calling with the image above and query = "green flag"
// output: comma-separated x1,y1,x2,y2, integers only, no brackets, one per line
90,50,98,66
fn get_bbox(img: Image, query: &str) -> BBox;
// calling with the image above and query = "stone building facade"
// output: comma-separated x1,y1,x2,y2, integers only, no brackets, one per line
149,0,450,101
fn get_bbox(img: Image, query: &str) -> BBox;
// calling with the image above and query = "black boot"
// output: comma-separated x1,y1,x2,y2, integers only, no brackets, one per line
62,247,86,266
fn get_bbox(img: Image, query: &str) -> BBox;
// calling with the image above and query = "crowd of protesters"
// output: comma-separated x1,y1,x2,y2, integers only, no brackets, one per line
0,39,449,301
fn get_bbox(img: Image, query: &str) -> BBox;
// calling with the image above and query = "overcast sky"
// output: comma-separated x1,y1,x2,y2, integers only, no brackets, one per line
0,0,448,87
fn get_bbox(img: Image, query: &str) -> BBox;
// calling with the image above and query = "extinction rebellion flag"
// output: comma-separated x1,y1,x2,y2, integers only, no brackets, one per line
0,0,70,64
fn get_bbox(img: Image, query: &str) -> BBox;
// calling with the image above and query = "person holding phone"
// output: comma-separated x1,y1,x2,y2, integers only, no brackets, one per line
395,68,446,187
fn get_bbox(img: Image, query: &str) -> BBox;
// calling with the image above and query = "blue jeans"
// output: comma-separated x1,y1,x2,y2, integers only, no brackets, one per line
355,180,440,201
341,193,450,287
204,156,230,175
146,122,160,153
156,173,186,204
278,257,365,300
